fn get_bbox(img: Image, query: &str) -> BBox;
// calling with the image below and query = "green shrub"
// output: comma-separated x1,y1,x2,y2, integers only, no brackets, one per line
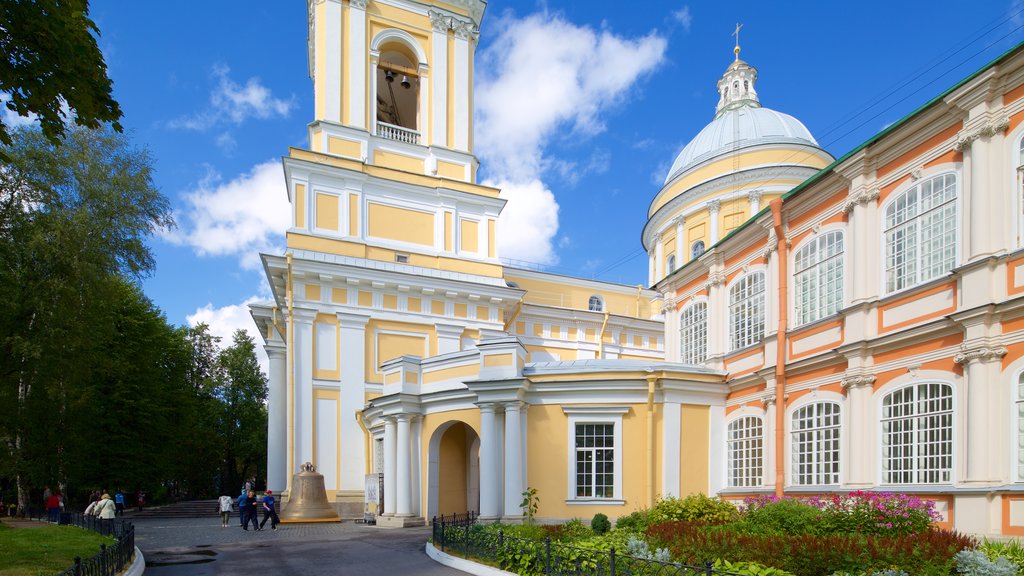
591,513,611,534
979,540,1024,573
648,493,737,525
715,559,797,575
954,549,1016,576
545,518,592,542
624,535,671,562
738,498,823,536
615,509,652,532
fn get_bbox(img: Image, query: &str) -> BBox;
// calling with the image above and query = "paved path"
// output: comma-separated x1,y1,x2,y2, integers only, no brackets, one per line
135,517,468,576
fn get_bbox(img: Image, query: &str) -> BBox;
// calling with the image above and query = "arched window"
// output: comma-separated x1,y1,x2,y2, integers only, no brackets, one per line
792,402,840,485
881,382,953,484
376,45,421,143
691,240,705,259
794,231,844,326
679,301,707,365
588,295,604,312
884,174,957,293
1018,373,1024,481
729,271,765,351
728,416,763,487
667,254,676,272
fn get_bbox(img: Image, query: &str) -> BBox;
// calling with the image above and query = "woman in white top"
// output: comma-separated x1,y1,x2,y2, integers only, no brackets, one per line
218,494,233,527
95,494,116,520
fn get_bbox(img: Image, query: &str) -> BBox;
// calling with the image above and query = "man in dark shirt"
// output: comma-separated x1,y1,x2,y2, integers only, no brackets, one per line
237,490,249,528
245,490,260,531
259,490,280,531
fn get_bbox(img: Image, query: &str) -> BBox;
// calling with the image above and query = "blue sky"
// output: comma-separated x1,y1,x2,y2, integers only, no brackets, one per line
79,0,1024,366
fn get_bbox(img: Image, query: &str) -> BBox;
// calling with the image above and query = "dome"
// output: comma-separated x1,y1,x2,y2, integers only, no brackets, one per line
663,106,819,185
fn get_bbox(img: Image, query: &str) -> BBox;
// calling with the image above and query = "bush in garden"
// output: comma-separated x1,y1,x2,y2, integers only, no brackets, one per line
615,509,652,532
715,559,797,575
624,535,671,563
591,513,611,534
954,549,1016,576
648,493,738,525
739,497,824,535
803,491,940,536
979,539,1024,573
543,517,592,542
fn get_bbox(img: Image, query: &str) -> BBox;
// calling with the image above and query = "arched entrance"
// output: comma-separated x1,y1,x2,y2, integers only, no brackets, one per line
427,421,480,518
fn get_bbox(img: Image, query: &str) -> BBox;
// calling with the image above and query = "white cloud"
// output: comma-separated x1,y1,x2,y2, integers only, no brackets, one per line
1,95,38,129
164,160,290,269
187,296,268,376
215,131,237,153
672,6,693,32
169,65,295,131
474,12,667,264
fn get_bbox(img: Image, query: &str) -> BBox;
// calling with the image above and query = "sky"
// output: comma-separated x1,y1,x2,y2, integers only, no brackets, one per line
67,0,1024,371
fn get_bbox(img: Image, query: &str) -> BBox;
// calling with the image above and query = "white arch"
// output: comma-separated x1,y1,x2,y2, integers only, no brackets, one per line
370,28,427,65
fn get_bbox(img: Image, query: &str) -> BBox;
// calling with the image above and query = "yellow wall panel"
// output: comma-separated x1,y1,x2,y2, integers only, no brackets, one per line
366,320,436,381
372,149,425,174
504,273,651,317
476,306,489,320
515,321,525,334
408,297,422,313
377,333,428,366
460,219,479,253
532,323,543,337
454,303,467,318
431,300,445,316
422,363,479,384
358,291,373,307
436,160,464,180
679,405,710,496
367,203,435,246
383,294,398,310
305,284,321,302
316,193,339,231
328,137,361,159
483,354,513,367
294,184,306,228
568,327,578,340
331,288,347,304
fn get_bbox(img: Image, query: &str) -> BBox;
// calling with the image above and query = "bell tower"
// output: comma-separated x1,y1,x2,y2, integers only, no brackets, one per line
305,0,484,181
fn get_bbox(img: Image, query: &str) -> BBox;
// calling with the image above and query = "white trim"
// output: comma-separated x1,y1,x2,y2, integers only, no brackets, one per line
1010,362,1024,483
725,406,766,488
708,405,726,494
430,29,448,147
324,0,342,123
370,28,427,65
562,406,626,502
727,267,767,352
348,1,367,129
453,35,470,151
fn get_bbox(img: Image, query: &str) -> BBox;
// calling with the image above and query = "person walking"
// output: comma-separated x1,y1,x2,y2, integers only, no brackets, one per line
218,494,233,528
245,490,260,531
94,493,116,522
258,490,280,531
45,491,60,523
114,490,125,517
237,489,248,528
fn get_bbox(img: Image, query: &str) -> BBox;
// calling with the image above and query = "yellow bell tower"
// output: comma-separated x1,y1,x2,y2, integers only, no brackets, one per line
305,0,484,182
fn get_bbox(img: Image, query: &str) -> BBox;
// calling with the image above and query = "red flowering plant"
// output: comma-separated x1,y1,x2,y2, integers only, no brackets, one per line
803,491,941,536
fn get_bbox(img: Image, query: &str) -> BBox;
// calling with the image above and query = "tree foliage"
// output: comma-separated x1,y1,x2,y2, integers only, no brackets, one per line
0,0,122,151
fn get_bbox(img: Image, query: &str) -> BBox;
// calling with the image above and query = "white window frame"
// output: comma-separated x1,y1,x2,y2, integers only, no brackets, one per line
1017,371,1024,482
878,381,954,485
691,240,706,260
667,254,676,272
881,172,958,294
563,407,626,504
728,270,766,351
588,295,604,312
793,230,844,327
789,400,841,486
1014,133,1024,247
679,299,708,365
727,414,764,488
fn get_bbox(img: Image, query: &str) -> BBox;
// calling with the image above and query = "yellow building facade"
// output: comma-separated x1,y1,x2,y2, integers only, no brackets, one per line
254,0,1024,536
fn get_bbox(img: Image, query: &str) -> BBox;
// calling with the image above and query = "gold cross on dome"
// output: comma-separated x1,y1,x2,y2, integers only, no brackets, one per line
733,22,743,60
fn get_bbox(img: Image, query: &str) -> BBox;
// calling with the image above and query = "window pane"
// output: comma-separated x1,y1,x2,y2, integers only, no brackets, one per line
881,382,952,484
729,272,765,350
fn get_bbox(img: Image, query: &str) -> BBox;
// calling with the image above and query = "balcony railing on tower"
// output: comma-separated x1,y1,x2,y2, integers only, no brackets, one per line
377,121,420,145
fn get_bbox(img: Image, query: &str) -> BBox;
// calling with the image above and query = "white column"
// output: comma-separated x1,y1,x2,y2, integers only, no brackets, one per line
478,403,500,520
347,0,367,129
762,397,776,489
338,313,370,491
747,190,762,214
383,417,396,515
418,67,430,147
842,375,875,486
452,23,471,151
396,414,413,516
648,251,655,286
324,0,342,123
662,402,681,497
957,347,1006,482
429,13,449,146
674,217,684,268
708,200,721,245
266,344,287,493
503,402,524,521
654,235,664,280
294,312,315,468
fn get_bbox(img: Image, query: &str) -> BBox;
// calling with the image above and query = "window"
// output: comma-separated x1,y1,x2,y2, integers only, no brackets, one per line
667,254,676,272
588,295,604,312
729,271,765,351
884,173,957,293
881,382,953,484
728,416,763,487
1018,373,1024,481
794,231,844,326
691,240,705,259
564,407,625,502
679,301,708,364
791,402,841,485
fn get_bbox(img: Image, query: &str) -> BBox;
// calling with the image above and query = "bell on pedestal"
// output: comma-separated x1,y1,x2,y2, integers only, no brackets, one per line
279,462,341,523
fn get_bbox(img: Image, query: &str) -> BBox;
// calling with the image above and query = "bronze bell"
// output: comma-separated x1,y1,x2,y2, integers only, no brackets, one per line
279,462,341,523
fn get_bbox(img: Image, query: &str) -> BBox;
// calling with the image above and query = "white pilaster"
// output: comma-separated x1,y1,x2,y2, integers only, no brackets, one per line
747,189,762,214
478,403,501,520
708,404,725,494
294,311,315,469
324,0,342,123
266,344,287,493
347,0,367,129
396,414,413,516
502,401,524,521
957,346,1007,482
338,313,370,491
655,235,664,280
383,417,396,515
674,217,684,270
436,323,463,354
429,14,449,147
763,397,776,489
708,200,721,245
842,374,875,486
452,26,470,151
662,402,681,497
648,251,655,286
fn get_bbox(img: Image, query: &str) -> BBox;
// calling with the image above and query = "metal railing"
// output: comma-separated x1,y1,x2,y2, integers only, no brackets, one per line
54,513,135,576
431,514,748,576
377,121,420,145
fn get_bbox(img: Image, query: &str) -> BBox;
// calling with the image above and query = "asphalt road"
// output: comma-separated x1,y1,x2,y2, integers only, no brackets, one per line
134,517,468,576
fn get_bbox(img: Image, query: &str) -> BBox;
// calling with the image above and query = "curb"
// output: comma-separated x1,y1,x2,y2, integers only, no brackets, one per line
425,542,517,576
123,546,146,576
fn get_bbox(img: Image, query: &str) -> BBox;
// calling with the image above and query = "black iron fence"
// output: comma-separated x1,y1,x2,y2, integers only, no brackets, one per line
431,514,748,576
52,513,135,576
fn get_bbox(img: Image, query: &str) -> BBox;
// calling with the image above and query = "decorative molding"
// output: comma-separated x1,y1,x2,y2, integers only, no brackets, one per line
452,18,474,40
428,10,449,32
840,374,876,391
953,116,1010,150
841,188,880,214
705,271,727,290
707,199,722,214
953,345,1007,365
747,189,763,204
349,0,367,8
760,396,775,408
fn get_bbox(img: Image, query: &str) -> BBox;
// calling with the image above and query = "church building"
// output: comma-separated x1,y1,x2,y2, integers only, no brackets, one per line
251,0,1024,536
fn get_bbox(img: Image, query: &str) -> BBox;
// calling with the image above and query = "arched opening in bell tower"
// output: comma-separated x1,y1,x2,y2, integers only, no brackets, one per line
376,43,420,144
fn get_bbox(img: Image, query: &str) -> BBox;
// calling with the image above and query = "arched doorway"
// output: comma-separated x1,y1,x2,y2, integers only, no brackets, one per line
427,421,480,518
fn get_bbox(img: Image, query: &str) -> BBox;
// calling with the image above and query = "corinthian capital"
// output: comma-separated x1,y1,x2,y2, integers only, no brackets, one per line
954,345,1007,365
841,374,876,391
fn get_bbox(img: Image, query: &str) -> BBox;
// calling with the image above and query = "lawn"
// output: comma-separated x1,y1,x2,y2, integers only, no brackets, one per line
0,521,114,576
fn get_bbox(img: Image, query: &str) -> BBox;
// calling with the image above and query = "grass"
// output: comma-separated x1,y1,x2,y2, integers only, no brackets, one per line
0,521,114,576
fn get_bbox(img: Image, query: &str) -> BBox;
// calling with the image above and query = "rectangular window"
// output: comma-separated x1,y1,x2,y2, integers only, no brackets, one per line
727,416,763,487
881,383,953,484
575,423,615,498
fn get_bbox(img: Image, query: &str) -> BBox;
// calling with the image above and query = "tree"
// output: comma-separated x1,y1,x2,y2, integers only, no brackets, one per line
215,330,268,493
0,0,122,153
0,126,171,512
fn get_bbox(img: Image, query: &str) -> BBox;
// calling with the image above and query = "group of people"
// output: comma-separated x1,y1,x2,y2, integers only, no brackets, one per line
42,486,138,523
219,488,279,531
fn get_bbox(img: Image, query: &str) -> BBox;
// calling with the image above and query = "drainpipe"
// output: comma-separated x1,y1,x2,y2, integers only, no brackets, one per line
286,253,295,496
597,311,611,358
769,199,787,497
646,374,657,507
